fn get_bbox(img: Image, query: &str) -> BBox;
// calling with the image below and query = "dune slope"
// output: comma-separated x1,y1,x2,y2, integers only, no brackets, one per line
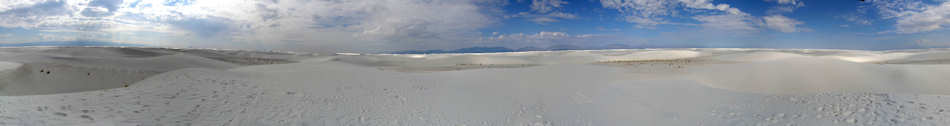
0,47,308,95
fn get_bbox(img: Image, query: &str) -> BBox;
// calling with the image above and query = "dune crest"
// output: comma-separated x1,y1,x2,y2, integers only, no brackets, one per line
0,47,309,95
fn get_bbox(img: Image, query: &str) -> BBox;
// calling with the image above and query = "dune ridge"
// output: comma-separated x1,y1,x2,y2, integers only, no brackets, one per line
0,47,310,95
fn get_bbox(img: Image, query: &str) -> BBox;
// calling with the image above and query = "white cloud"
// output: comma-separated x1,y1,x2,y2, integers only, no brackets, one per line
510,0,576,24
849,0,950,34
601,0,812,33
350,0,491,40
0,0,52,12
599,0,751,28
547,12,577,19
763,15,805,32
893,2,950,33
531,0,567,13
840,14,872,25
870,0,929,19
536,31,569,38
765,0,803,6
507,10,578,24
530,17,560,24
763,0,803,14
766,6,796,14
599,0,676,26
0,0,497,51
693,14,758,31
0,0,77,29
82,0,122,17
489,31,574,41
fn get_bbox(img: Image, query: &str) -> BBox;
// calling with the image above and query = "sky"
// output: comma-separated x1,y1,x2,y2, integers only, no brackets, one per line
1,0,950,53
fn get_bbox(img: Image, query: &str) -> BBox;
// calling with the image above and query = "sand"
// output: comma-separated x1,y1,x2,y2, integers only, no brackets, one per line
1,47,950,125
0,61,22,92
0,62,20,71
0,47,310,95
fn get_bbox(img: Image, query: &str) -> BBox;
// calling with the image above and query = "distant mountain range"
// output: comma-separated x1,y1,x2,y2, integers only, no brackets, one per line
0,41,147,47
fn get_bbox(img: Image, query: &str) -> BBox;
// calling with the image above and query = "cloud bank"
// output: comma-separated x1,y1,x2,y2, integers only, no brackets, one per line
0,0,497,52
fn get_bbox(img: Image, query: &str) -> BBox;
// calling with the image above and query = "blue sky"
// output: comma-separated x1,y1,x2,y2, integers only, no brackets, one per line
1,0,950,52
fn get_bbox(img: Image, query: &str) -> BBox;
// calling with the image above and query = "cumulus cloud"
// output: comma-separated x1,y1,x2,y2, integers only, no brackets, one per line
693,14,758,31
600,0,752,28
600,0,673,26
510,11,578,24
869,0,929,19
531,0,567,13
840,14,872,25
489,31,572,40
0,0,497,51
529,17,560,24
764,0,805,15
351,0,491,41
862,0,950,33
508,0,577,24
763,15,805,32
601,0,813,33
764,0,803,6
81,0,122,17
0,0,74,28
893,2,950,33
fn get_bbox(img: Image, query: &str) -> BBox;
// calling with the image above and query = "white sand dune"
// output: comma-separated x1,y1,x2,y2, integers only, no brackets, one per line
0,62,20,71
0,63,161,95
822,52,915,63
333,54,539,72
878,51,950,64
705,51,810,62
594,49,701,62
684,50,950,94
0,62,21,92
689,56,950,94
341,49,703,72
0,47,308,96
2,47,950,125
